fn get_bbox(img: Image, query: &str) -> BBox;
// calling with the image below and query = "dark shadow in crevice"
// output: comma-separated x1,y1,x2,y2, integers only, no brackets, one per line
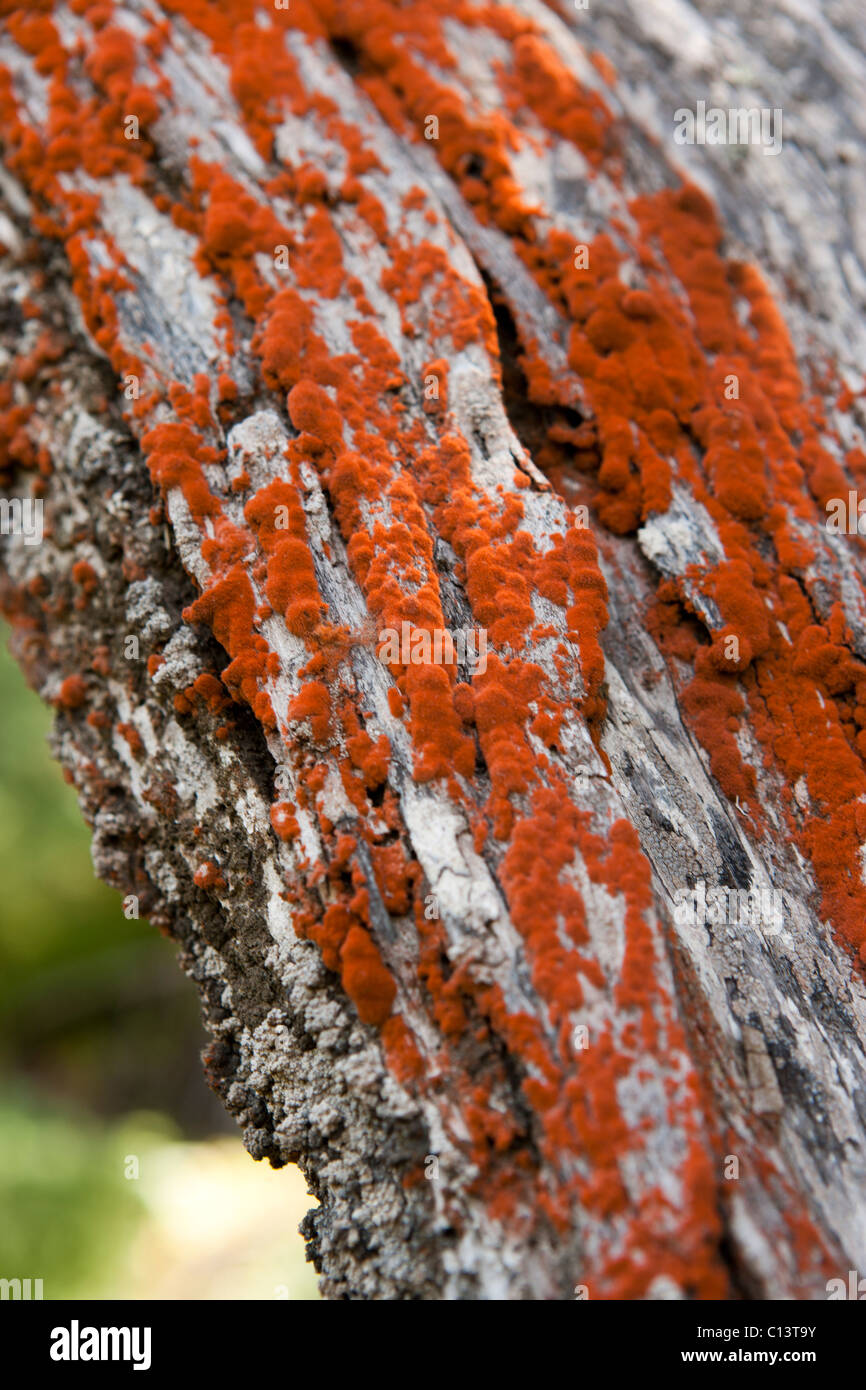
328,35,363,77
479,268,599,486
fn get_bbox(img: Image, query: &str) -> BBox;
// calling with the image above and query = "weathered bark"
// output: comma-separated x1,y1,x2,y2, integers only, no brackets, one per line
2,0,866,1299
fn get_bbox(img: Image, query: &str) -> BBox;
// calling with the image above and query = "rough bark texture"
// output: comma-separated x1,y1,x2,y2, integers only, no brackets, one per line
2,0,866,1299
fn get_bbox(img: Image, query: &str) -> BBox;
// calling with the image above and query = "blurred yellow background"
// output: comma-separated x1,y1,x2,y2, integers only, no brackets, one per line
0,629,319,1300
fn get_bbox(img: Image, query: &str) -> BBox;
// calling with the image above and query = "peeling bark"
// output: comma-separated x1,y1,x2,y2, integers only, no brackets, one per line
2,0,866,1300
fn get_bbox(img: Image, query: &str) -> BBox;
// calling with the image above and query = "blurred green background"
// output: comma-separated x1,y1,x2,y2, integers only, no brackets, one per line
0,628,318,1299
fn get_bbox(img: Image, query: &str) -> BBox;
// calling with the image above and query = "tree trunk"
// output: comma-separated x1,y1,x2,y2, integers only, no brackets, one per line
2,0,866,1299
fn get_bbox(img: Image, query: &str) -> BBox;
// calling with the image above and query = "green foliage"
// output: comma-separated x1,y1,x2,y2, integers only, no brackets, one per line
0,631,156,1017
0,1090,169,1297
0,631,223,1131
0,631,318,1299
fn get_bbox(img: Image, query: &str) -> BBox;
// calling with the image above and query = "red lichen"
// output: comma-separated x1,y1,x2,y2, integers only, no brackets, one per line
193,859,225,890
56,674,87,709
339,925,396,1026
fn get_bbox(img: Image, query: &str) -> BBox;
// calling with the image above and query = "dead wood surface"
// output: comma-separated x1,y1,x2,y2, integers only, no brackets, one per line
2,0,866,1299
